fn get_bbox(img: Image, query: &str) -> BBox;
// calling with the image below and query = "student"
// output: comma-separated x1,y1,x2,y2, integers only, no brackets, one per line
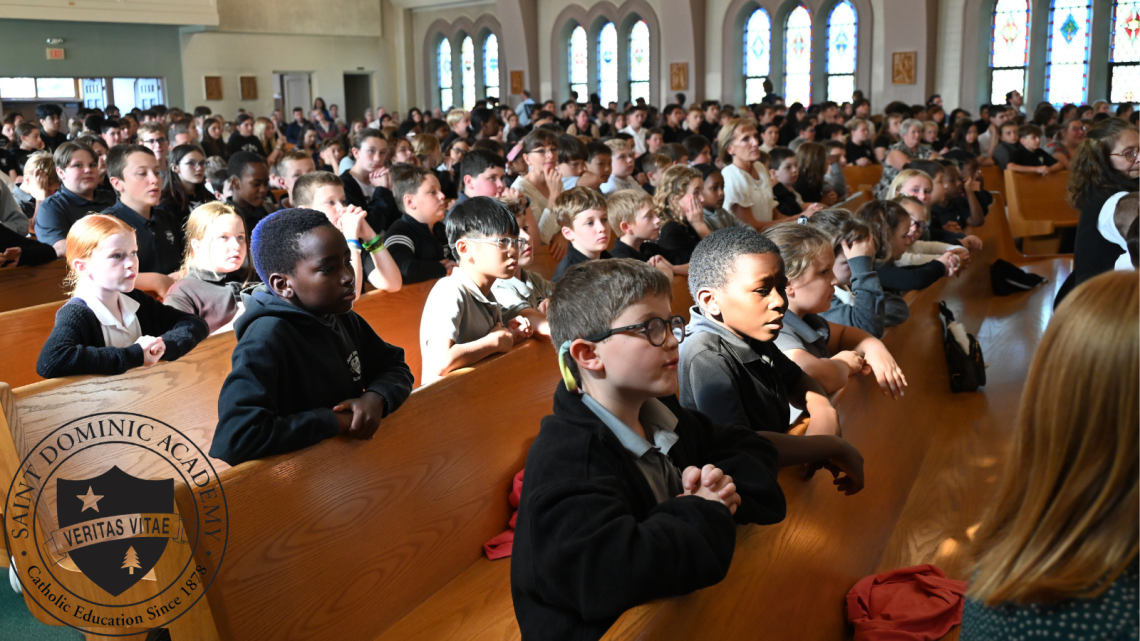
441,108,470,150
160,143,215,225
845,118,876,166
512,258,864,641
683,134,713,165
698,100,721,140
556,135,603,192
1007,124,1063,176
200,117,228,160
600,139,640,195
34,142,116,255
340,129,401,233
788,118,817,151
7,122,46,181
680,226,842,434
452,149,509,214
269,149,316,210
652,165,710,266
36,215,208,379
764,222,907,405
164,202,256,334
136,122,171,171
386,165,454,283
961,271,1138,641
552,186,612,281
619,106,648,155
317,137,344,173
76,134,114,197
768,147,822,218
492,195,554,338
637,153,670,197
607,188,680,277
513,129,565,249
887,167,983,250
36,103,67,152
584,140,613,188
226,152,272,234
293,171,401,297
792,142,838,205
209,209,414,466
226,114,266,157
990,121,1021,170
853,199,951,293
419,197,532,384
931,160,990,232
873,112,903,163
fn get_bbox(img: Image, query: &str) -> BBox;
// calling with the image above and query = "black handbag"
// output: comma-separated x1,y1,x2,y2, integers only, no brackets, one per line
938,301,986,393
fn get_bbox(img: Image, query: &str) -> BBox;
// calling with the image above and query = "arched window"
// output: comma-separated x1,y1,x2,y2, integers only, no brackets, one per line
438,38,453,109
826,1,857,103
598,22,618,106
1110,0,1140,102
569,25,589,100
990,0,1030,105
1046,0,1092,106
784,5,812,106
629,20,651,104
461,35,476,110
744,8,771,105
484,34,500,99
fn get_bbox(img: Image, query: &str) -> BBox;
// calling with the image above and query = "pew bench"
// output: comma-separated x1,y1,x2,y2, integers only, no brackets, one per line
1003,169,1077,254
0,260,68,314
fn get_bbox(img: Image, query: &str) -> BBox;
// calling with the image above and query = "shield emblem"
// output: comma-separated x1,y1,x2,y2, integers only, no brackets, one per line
56,466,173,597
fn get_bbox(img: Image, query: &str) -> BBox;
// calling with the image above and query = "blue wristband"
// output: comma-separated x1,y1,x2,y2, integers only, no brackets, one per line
346,239,364,251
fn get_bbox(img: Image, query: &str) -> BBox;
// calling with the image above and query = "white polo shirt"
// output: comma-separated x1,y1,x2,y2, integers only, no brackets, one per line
76,291,142,347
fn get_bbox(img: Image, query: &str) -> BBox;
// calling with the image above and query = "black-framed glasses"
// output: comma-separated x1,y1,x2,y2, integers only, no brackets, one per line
582,316,686,347
909,217,928,234
466,237,530,251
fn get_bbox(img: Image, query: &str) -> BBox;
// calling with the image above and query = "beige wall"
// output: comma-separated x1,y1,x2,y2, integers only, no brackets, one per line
0,0,217,25
218,0,382,37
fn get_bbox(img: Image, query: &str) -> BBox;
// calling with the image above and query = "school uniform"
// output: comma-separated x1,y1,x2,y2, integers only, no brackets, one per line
160,183,216,225
793,176,825,203
492,269,554,320
34,186,117,247
655,220,701,265
40,128,68,152
36,289,209,378
102,200,183,275
773,309,831,423
210,286,414,466
10,186,36,222
0,179,29,236
1008,143,1058,168
601,174,639,196
226,198,271,240
419,267,504,385
846,141,875,165
931,192,993,230
679,306,804,432
619,126,647,155
818,255,890,338
553,244,611,281
339,170,401,233
661,124,684,144
384,212,449,284
991,141,1019,169
8,148,35,178
698,120,719,143
511,384,785,641
164,267,257,334
876,260,946,293
771,183,804,218
608,238,666,262
0,223,57,266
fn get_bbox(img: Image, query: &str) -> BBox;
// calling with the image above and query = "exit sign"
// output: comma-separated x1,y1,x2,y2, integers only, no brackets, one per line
46,48,65,60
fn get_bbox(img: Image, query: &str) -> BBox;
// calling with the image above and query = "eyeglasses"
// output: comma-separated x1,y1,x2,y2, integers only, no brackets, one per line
582,315,686,347
909,218,928,234
528,147,555,156
181,160,206,169
140,137,167,146
1111,148,1139,162
466,237,530,251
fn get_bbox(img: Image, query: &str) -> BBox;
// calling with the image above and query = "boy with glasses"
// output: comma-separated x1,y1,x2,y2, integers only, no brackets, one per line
136,122,171,170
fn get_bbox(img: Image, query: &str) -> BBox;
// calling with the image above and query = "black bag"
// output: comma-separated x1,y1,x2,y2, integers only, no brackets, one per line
990,258,1047,296
938,301,986,393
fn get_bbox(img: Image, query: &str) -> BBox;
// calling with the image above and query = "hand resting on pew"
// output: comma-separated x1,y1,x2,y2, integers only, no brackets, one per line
333,390,387,440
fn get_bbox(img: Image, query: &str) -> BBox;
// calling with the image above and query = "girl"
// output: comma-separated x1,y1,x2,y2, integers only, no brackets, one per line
948,121,982,158
391,137,418,166
7,122,44,180
961,271,1138,641
512,129,565,255
254,117,284,166
36,215,209,378
299,127,319,160
854,199,952,293
693,163,750,231
887,167,984,250
200,117,228,160
652,164,709,265
845,118,876,166
161,144,216,225
490,195,553,339
718,118,778,224
793,142,838,205
922,121,946,154
683,135,713,165
164,202,255,334
75,134,112,193
808,208,907,337
762,221,906,403
891,194,969,274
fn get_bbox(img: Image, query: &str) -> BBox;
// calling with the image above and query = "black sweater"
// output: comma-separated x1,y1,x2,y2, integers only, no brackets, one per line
209,288,414,466
876,260,946,293
383,212,449,284
339,170,401,233
655,220,701,265
0,223,57,266
1073,185,1133,290
511,385,785,641
36,290,209,378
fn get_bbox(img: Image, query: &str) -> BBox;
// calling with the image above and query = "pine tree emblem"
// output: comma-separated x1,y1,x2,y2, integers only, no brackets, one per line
122,546,141,575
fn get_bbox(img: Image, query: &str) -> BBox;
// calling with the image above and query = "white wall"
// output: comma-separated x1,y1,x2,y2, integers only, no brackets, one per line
0,0,217,25
218,0,382,36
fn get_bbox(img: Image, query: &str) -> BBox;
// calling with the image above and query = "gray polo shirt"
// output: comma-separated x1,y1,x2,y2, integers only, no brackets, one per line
582,395,684,504
774,310,831,423
492,268,554,320
419,267,504,384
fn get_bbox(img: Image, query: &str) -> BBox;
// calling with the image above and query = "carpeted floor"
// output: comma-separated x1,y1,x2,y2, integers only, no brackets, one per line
1,573,85,641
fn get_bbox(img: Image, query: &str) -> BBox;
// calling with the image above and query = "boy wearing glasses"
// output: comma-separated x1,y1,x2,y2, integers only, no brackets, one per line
419,196,533,385
511,258,863,641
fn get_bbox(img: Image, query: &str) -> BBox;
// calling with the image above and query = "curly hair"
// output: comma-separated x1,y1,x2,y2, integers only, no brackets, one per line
1067,118,1138,210
652,164,702,226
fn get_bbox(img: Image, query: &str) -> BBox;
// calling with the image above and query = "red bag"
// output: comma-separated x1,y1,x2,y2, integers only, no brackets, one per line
483,469,524,560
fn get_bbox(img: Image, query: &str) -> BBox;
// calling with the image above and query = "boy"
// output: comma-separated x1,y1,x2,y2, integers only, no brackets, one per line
823,140,848,199
990,121,1020,169
931,161,990,232
584,141,613,188
607,188,680,278
452,149,508,213
227,113,266,157
680,227,841,435
492,195,554,339
600,139,639,195
36,103,67,152
552,187,613,281
699,100,721,141
619,106,648,156
136,122,171,171
1007,124,1062,176
318,138,344,173
386,165,455,283
341,128,401,232
227,152,272,233
639,153,672,197
102,145,183,297
419,197,532,384
271,149,317,209
210,209,414,466
34,142,115,254
556,135,603,191
512,258,863,641
442,108,471,149
768,147,817,218
788,118,816,151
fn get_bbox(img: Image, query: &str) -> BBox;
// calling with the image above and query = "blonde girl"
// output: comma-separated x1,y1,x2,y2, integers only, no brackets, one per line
36,214,208,378
651,164,709,266
888,168,983,250
254,117,284,166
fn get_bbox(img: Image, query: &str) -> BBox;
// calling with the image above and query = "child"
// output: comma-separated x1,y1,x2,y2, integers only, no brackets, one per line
317,138,344,173
683,134,713,165
491,195,554,338
164,202,257,334
607,188,680,277
653,164,710,266
888,167,984,250
36,215,209,378
292,171,402,297
226,151,272,233
269,148,317,209
584,141,613,188
854,199,951,293
823,140,848,200
209,209,414,466
419,197,533,384
931,160,990,232
640,153,672,197
512,258,864,641
34,142,115,253
792,142,837,205
552,186,612,281
160,143,216,224
556,135,602,191
451,148,509,215
763,222,907,408
340,128,401,233
693,163,751,232
226,113,266,157
385,165,455,284
1007,124,1062,176
768,147,820,218
991,121,1021,169
600,139,639,195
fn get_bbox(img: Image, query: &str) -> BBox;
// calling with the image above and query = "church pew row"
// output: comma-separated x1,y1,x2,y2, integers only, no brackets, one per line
979,165,1006,208
0,260,68,314
1003,169,1076,254
843,164,883,191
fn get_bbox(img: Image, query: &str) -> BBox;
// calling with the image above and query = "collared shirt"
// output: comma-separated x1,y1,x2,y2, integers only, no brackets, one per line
102,200,183,274
722,162,777,222
581,395,683,505
419,267,504,384
553,244,612,281
774,310,831,423
75,289,142,347
619,126,647,155
492,268,553,320
34,185,116,246
601,174,640,196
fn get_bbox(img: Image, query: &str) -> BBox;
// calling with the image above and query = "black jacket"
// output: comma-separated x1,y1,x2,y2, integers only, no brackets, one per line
210,288,413,466
876,260,946,293
1073,185,1134,289
608,239,665,262
384,212,449,284
0,223,57,266
511,384,785,641
553,245,612,281
339,170,401,233
655,220,701,265
37,290,209,378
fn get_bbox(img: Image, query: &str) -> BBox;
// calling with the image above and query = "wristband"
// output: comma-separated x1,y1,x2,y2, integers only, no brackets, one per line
363,235,384,253
346,239,364,251
367,241,386,255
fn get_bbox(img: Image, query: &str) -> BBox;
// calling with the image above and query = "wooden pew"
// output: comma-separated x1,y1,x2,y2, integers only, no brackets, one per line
985,191,1071,266
1003,170,1076,254
979,165,1006,206
0,301,63,389
843,164,882,190
838,188,871,212
0,260,68,313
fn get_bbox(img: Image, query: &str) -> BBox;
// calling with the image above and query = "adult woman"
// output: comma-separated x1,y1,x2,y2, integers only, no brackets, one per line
566,109,600,139
718,118,777,224
253,117,284,166
200,117,228,159
160,144,215,224
1047,118,1087,169
312,97,331,122
961,270,1137,641
874,118,936,199
512,129,565,256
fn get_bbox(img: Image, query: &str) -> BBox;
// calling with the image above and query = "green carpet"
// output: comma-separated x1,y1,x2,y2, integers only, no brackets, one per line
1,571,85,641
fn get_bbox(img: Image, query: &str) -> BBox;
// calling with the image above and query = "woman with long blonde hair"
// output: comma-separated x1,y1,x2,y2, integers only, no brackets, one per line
652,164,708,265
961,270,1138,640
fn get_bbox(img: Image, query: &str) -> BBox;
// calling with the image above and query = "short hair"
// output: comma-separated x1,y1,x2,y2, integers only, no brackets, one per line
553,186,607,228
521,128,559,155
136,121,167,138
1000,121,1020,134
645,127,665,140
445,196,519,249
168,121,191,140
586,140,612,162
899,118,924,136
557,135,588,164
35,103,63,121
53,141,95,171
272,148,315,177
250,208,337,283
603,138,630,154
458,149,506,184
228,151,268,180
548,258,672,381
762,221,832,281
292,171,343,208
106,144,154,181
193,106,213,118
392,164,432,207
101,119,121,135
660,143,688,164
1018,124,1043,139
688,227,780,301
446,108,467,127
352,128,385,151
319,137,343,153
22,150,56,182
471,138,506,156
682,135,712,161
83,113,104,133
768,146,796,168
606,189,654,229
496,194,529,219
641,153,672,176
701,100,721,111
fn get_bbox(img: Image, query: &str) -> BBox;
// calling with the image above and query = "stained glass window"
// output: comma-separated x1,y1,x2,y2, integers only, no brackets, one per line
629,20,651,104
438,38,453,109
569,25,588,100
484,34,500,100
598,22,618,106
1110,0,1140,102
990,0,1030,105
784,5,812,106
1045,0,1092,105
826,1,857,103
461,36,476,110
744,8,771,105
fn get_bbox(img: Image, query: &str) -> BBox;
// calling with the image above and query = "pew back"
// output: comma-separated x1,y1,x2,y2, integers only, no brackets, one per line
0,261,68,314
843,165,883,189
0,301,62,389
1004,169,1077,225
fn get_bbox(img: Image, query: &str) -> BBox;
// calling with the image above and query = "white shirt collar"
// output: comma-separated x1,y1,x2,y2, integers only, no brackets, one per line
1097,191,1132,270
77,289,140,331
